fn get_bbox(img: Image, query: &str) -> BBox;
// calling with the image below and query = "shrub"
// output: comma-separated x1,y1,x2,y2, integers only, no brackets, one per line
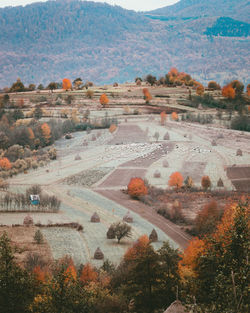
23,215,34,226
34,229,43,244
127,177,148,198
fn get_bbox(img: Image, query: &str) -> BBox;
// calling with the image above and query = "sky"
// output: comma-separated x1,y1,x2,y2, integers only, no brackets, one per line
0,0,179,11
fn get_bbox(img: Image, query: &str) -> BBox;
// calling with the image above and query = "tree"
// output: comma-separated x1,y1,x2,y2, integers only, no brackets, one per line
168,172,183,189
0,157,12,170
0,232,36,313
62,78,72,91
208,81,221,90
145,74,157,86
171,111,178,121
127,177,148,198
37,84,44,90
230,80,244,97
34,106,43,120
184,176,193,188
80,263,98,285
160,111,167,125
28,84,36,91
41,123,51,144
100,94,109,107
10,79,25,92
142,88,152,104
201,175,211,190
73,78,83,90
47,82,57,92
34,229,43,244
222,84,236,99
247,84,250,96
107,222,132,243
196,84,205,96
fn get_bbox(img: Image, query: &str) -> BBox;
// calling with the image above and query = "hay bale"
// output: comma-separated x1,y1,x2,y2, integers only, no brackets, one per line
94,247,104,260
211,140,217,146
236,149,242,156
154,170,161,178
163,160,169,168
164,300,186,313
91,134,96,141
217,178,224,187
123,211,133,223
23,215,34,226
83,141,88,146
164,132,170,140
113,82,118,87
65,134,72,140
107,225,115,239
75,154,81,161
149,229,158,242
91,212,100,223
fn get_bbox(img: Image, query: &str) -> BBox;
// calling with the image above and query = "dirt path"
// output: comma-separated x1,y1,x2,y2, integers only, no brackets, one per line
95,189,191,250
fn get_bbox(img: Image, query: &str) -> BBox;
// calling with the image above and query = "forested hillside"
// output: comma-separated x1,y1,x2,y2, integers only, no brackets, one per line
0,0,249,87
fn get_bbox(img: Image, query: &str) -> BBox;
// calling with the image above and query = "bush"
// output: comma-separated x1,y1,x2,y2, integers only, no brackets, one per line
231,115,250,132
128,177,148,198
34,229,43,244
23,215,34,226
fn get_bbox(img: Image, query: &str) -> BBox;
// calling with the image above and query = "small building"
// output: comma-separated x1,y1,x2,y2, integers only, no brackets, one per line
30,195,40,205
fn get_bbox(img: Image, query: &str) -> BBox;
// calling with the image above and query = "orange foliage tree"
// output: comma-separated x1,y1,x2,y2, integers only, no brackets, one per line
168,172,183,189
99,94,109,107
127,177,148,198
64,263,77,283
196,84,205,96
0,157,12,170
41,123,51,144
222,84,236,99
28,127,35,140
80,263,98,285
160,111,167,125
142,88,152,104
201,175,211,190
33,266,46,283
62,78,72,91
124,235,150,261
171,111,178,121
247,84,250,96
109,124,117,133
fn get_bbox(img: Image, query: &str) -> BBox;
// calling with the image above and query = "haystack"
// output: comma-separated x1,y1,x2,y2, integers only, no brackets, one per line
217,178,224,187
23,215,34,226
123,211,133,223
154,170,161,178
107,225,115,239
149,229,158,242
236,149,242,156
164,300,186,313
211,140,217,146
164,132,170,140
75,154,81,160
94,247,104,260
91,212,100,223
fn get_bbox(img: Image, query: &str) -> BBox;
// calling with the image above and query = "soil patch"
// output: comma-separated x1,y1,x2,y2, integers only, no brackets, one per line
109,124,148,145
98,168,147,188
227,166,250,191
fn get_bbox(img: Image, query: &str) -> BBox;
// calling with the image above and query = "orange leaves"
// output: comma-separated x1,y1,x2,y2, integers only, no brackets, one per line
196,84,205,96
62,78,72,91
0,157,12,170
109,124,117,133
80,263,98,285
160,111,167,125
64,264,77,282
124,235,150,261
168,172,183,189
201,175,211,190
100,94,109,107
33,266,46,282
222,84,236,99
142,88,152,103
127,177,148,198
178,237,205,279
169,67,178,77
171,111,178,121
247,84,250,96
41,123,51,144
28,127,35,140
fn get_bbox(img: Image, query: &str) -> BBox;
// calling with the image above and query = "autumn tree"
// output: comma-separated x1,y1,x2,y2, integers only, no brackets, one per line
100,93,109,107
201,175,211,190
145,74,157,86
142,88,152,104
0,157,12,170
127,177,148,198
73,78,83,90
222,84,236,99
10,78,25,92
168,172,183,189
230,80,244,97
247,84,250,96
208,81,221,90
41,123,51,144
80,263,98,285
62,78,72,91
160,111,167,125
171,111,178,121
196,84,205,96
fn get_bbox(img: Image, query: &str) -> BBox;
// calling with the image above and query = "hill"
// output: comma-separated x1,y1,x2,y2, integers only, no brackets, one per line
149,0,250,23
0,0,249,88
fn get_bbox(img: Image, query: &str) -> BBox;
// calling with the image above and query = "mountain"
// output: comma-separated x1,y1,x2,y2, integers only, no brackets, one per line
149,0,250,23
0,0,249,88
